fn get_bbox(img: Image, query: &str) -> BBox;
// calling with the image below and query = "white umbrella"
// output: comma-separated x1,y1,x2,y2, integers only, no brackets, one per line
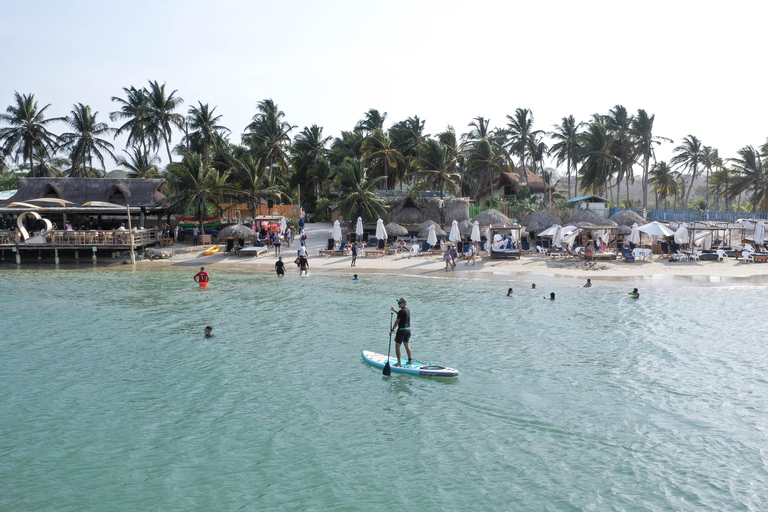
754,221,765,245
538,225,557,237
637,221,675,237
375,218,387,241
279,217,287,233
355,217,364,237
470,221,481,242
552,225,563,248
427,224,437,247
674,226,689,244
629,223,640,245
485,225,493,252
448,220,461,242
332,220,342,241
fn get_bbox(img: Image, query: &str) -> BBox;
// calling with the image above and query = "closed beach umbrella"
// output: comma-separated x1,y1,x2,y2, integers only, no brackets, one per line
470,221,481,242
637,221,675,237
629,223,640,245
448,220,461,242
356,217,364,237
332,220,343,241
218,224,257,239
376,218,388,240
552,225,563,247
754,221,765,245
427,224,437,247
674,226,689,244
280,217,287,233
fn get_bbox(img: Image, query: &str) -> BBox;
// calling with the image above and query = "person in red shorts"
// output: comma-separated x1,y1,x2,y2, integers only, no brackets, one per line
194,266,209,287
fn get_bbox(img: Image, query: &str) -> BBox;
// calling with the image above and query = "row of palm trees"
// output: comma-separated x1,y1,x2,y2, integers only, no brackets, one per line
2,83,768,218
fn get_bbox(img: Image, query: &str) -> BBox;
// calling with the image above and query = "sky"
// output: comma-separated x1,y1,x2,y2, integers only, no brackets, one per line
2,0,767,172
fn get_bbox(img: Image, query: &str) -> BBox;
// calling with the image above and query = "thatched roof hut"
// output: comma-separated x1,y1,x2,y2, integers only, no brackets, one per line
498,167,549,195
566,209,617,227
218,224,257,239
387,196,469,226
418,219,439,231
521,209,562,232
0,177,166,210
609,209,646,227
384,221,409,236
471,209,513,227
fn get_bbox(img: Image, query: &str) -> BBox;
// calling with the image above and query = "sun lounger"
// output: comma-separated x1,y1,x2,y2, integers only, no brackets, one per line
621,248,635,262
238,245,268,257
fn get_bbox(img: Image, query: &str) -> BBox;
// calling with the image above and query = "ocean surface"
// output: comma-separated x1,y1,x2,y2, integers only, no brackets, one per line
2,265,768,511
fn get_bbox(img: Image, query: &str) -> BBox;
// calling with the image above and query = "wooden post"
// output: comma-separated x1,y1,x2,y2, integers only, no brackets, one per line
75,250,79,260
55,248,60,265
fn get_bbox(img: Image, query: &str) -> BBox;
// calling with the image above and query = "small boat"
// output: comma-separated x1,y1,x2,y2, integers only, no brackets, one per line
203,245,221,255
362,350,459,377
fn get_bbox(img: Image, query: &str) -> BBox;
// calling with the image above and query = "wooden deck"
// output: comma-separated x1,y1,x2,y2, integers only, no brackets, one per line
0,229,159,250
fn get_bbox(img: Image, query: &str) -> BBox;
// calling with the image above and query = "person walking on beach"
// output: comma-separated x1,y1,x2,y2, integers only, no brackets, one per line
466,243,476,265
351,242,357,267
389,297,412,367
194,266,209,287
273,231,282,255
299,255,309,276
275,257,285,277
298,241,307,258
285,226,292,248
443,246,455,271
192,225,199,245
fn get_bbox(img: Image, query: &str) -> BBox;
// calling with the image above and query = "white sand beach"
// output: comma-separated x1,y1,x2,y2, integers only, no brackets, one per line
144,222,768,282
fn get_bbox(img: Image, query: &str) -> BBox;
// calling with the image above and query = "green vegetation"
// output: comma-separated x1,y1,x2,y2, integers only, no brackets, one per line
2,85,768,219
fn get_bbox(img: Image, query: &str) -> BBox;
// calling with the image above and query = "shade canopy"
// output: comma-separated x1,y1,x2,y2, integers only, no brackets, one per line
218,224,257,239
609,209,646,227
332,220,343,241
417,219,439,231
448,220,461,242
418,225,447,237
552,225,563,247
375,218,388,240
471,208,513,227
521,209,562,232
566,209,618,227
674,226,689,244
637,221,675,237
384,221,408,236
458,219,473,236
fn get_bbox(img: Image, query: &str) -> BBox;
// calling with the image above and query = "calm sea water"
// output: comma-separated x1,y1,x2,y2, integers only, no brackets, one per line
2,265,768,511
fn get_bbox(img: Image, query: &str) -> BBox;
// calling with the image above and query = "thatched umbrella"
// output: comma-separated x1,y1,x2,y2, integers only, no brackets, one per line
609,209,646,227
384,221,409,237
521,209,562,232
418,219,439,231
471,208,513,227
566,209,618,227
218,224,257,239
418,225,447,237
458,219,473,236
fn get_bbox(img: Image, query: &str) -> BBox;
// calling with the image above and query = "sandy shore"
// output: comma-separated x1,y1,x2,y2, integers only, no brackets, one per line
140,222,768,284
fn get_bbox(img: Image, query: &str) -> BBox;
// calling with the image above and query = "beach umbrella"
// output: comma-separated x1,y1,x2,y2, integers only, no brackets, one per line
448,220,461,242
280,217,287,233
637,221,675,237
376,218,388,240
427,224,437,247
471,208,512,227
218,224,257,239
552,225,563,247
356,217,364,237
332,220,342,241
458,219,473,236
674,226,689,244
754,221,765,245
418,219,439,231
629,223,640,245
384,221,408,236
470,221,481,242
418,225,447,237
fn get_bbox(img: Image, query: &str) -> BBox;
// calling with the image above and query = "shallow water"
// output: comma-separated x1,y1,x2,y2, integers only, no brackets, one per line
2,267,768,511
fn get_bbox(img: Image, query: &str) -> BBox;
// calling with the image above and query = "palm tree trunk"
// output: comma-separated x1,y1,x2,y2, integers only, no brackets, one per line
164,132,173,166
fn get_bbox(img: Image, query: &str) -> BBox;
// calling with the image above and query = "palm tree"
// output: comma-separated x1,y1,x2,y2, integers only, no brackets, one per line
330,130,365,164
649,161,677,209
548,115,584,199
412,139,460,199
465,138,505,201
242,99,295,180
354,109,387,134
116,147,160,178
461,116,492,147
184,102,229,160
729,145,768,212
700,146,721,209
362,130,405,190
578,122,620,198
603,105,636,205
334,157,387,221
28,145,69,177
110,86,149,152
292,124,331,202
164,152,239,231
709,166,732,211
670,135,704,206
631,109,671,209
233,155,287,218
0,92,62,176
389,116,428,186
58,103,116,177
144,80,184,166
506,108,541,194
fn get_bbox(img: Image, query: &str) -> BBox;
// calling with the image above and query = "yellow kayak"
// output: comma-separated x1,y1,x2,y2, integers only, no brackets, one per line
203,245,221,256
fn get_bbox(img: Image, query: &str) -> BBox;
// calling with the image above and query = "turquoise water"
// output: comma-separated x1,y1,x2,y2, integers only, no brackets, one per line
2,266,768,511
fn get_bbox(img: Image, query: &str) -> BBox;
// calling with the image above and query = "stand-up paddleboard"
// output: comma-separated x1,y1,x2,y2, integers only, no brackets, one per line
362,350,459,377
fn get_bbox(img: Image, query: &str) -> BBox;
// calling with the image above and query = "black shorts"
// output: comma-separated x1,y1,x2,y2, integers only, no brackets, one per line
276,269,284,275
395,330,411,344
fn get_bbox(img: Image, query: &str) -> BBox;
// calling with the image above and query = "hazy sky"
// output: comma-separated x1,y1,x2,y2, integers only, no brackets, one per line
2,0,766,170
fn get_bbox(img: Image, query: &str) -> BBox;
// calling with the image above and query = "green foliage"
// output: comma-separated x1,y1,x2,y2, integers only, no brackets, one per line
689,198,707,211
484,196,502,209
315,197,333,221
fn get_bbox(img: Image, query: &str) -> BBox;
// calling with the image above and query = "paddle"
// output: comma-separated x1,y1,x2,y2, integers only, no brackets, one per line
383,312,394,376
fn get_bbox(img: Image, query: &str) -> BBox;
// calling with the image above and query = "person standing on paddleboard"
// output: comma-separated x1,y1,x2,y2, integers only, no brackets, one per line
194,267,209,287
390,297,412,367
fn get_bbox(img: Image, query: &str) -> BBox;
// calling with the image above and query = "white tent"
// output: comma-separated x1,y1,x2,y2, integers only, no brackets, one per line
332,220,342,241
448,219,461,242
637,221,675,237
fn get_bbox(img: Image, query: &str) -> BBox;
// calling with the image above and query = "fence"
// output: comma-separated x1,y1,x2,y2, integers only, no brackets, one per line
608,207,768,223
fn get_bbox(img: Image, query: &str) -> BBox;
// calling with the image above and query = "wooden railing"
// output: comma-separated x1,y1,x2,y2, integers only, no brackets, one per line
0,228,159,247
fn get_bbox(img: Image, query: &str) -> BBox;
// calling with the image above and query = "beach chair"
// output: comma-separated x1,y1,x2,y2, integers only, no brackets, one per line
674,250,689,261
716,249,729,262
333,242,348,255
409,244,421,257
642,248,653,260
536,245,548,256
689,251,700,262
742,250,755,263
632,248,644,260
621,247,635,262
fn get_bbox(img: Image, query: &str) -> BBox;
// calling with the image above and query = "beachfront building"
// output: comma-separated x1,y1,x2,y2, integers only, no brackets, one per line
387,196,469,228
567,195,610,215
480,167,550,203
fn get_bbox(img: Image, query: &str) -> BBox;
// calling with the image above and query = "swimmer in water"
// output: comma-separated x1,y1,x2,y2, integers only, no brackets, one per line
630,288,639,299
507,287,513,296
546,292,555,300
353,274,359,280
204,326,214,338
583,279,592,288
194,266,209,287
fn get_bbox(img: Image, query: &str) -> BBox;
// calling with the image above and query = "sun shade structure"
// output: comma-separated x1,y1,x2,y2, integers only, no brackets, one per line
384,221,408,236
609,209,646,227
417,219,439,232
565,209,617,227
471,208,513,227
418,225,447,237
375,218,388,240
448,220,461,242
217,224,257,239
355,217,364,237
470,221,481,242
427,224,438,247
637,221,675,237
521,209,562,232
